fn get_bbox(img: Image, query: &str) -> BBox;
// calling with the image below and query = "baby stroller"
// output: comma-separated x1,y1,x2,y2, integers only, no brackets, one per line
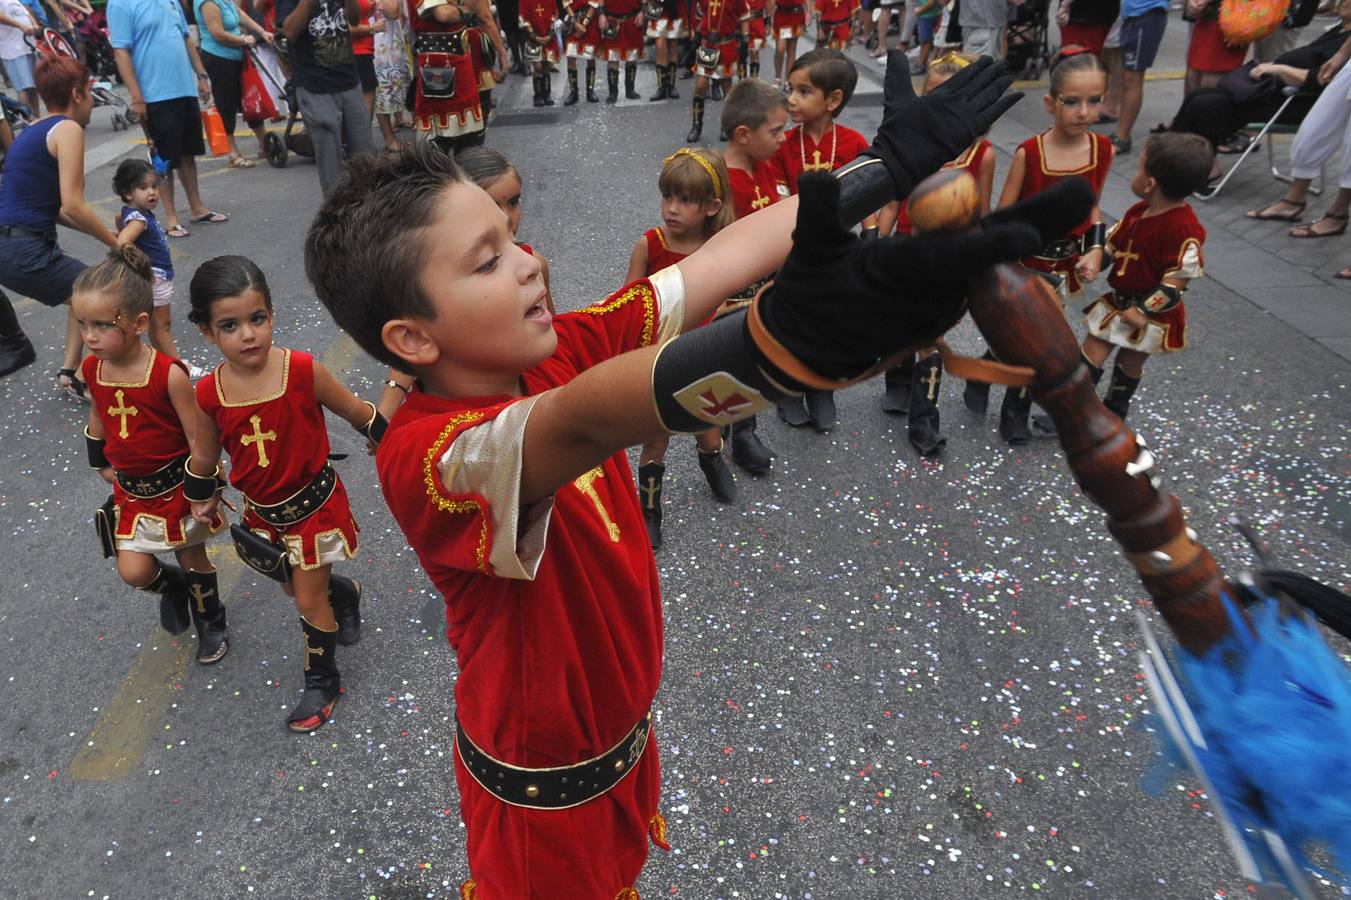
1005,0,1053,79
245,42,312,168
74,9,120,83
31,27,130,130
1,92,34,130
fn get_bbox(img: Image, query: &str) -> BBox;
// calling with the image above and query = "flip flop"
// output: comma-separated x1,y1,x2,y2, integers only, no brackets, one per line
1290,212,1348,239
1336,266,1351,280
56,367,89,402
166,223,190,238
1245,200,1306,221
191,210,229,224
227,155,256,168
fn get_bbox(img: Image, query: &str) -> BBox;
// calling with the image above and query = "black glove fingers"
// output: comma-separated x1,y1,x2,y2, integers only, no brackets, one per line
881,48,917,109
973,90,1023,134
971,72,1018,118
930,55,995,100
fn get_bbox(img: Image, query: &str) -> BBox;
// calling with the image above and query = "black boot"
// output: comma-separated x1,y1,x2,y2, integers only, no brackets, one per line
665,63,680,98
881,359,914,415
697,439,736,502
586,62,600,102
564,68,580,104
805,390,837,432
288,618,341,733
541,71,555,105
1104,364,1141,420
998,386,1033,446
140,563,191,636
637,461,664,551
729,415,773,474
532,74,546,106
908,352,947,456
775,396,810,427
328,574,362,646
710,78,724,101
606,67,620,103
186,568,228,664
649,64,669,100
0,293,36,379
749,59,760,80
687,95,704,142
624,62,640,98
962,349,994,415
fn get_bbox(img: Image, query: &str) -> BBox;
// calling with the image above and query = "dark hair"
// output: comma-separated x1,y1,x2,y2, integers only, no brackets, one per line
1144,132,1214,200
304,142,469,374
1048,50,1107,96
788,48,859,115
73,245,154,318
721,79,789,137
188,255,274,326
36,56,89,110
455,145,518,189
113,158,157,201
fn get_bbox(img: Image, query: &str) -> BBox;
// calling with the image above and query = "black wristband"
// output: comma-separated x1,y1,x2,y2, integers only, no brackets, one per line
859,225,880,242
833,156,896,233
85,427,109,469
1137,284,1182,314
183,459,222,503
356,401,388,444
1083,222,1108,252
651,308,803,433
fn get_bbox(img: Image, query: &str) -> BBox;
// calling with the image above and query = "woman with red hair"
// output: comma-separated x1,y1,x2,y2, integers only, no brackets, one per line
0,56,118,395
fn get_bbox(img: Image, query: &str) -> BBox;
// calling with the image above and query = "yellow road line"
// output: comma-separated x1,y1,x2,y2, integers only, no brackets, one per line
68,547,244,782
1011,68,1185,90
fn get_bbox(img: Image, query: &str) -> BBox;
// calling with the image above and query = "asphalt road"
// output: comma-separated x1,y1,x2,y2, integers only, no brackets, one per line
0,40,1349,900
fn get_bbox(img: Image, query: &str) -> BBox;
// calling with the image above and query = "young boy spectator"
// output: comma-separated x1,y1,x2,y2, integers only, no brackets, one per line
1080,132,1211,418
0,0,40,117
772,47,870,431
276,0,376,192
303,56,1073,896
1111,0,1168,153
722,78,789,469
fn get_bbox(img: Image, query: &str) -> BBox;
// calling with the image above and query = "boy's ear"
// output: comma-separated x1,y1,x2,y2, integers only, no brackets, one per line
733,124,753,145
382,318,442,369
825,88,844,114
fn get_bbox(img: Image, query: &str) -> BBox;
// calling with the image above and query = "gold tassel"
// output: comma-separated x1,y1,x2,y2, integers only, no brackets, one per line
648,813,671,851
615,889,641,900
460,879,478,900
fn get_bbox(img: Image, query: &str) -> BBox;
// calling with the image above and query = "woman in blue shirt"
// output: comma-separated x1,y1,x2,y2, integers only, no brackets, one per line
195,0,275,166
0,56,118,394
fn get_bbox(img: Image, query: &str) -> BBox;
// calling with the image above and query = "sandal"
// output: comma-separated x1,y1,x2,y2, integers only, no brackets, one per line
1149,122,1170,134
1246,199,1307,221
166,223,190,238
1336,265,1351,280
191,210,229,224
56,367,89,402
1217,134,1258,154
1290,212,1348,239
226,155,256,168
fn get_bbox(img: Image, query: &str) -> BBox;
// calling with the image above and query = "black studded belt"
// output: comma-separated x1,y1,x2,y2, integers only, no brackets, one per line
245,463,337,528
1033,237,1082,261
116,454,189,499
416,29,470,56
456,711,653,810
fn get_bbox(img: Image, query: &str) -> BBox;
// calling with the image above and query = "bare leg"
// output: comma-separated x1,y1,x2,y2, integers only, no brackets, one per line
1081,334,1114,368
289,564,338,630
377,112,399,148
175,155,212,221
873,7,891,54
63,304,83,373
147,305,181,360
116,549,160,588
1116,347,1148,379
1246,178,1312,219
175,543,211,573
253,123,268,156
1116,70,1144,143
1102,47,1123,118
157,169,182,231
640,435,671,465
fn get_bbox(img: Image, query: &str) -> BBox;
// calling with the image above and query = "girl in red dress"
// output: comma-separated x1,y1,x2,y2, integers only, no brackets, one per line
970,51,1113,445
186,256,386,733
75,247,230,665
622,148,738,550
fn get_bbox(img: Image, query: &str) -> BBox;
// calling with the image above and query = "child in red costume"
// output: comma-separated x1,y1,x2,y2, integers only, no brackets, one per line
966,50,1112,445
185,256,387,733
408,0,507,155
75,247,229,665
302,58,1081,896
1080,133,1211,420
520,0,564,106
601,0,645,101
741,0,767,79
771,48,870,432
687,0,749,142
624,147,738,551
563,0,603,104
814,0,856,48
645,0,686,100
771,0,807,86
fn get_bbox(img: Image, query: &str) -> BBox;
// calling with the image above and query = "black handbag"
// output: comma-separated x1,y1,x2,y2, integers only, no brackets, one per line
230,523,293,584
695,43,720,68
420,64,459,99
1216,61,1280,103
642,0,665,18
94,494,116,559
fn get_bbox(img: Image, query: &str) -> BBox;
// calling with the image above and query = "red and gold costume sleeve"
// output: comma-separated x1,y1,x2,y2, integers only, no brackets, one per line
1106,201,1206,296
85,350,192,474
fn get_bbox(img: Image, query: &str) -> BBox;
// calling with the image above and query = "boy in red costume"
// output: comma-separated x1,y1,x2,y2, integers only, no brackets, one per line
814,0,857,49
563,0,603,103
687,0,748,142
601,0,645,101
303,56,1082,898
521,0,565,105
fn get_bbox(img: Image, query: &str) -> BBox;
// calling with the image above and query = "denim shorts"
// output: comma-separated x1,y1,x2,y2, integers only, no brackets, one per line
1121,8,1167,71
0,235,88,306
2,54,36,92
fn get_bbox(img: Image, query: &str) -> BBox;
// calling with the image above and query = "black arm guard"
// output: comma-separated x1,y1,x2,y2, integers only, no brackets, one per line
183,460,223,503
85,427,109,469
355,401,389,445
1136,283,1183,314
651,308,805,433
832,156,896,232
1083,221,1107,252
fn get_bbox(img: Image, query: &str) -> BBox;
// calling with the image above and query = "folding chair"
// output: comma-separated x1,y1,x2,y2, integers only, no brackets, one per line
1193,86,1325,202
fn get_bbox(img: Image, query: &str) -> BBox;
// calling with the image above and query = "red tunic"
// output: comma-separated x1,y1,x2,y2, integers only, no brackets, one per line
409,0,485,139
520,0,562,61
1084,200,1206,353
773,122,869,195
743,0,766,48
728,160,786,219
376,278,680,896
85,350,219,546
1017,130,1112,294
691,0,746,74
772,0,806,38
815,0,855,45
196,349,359,570
602,0,645,60
895,138,992,236
564,0,602,58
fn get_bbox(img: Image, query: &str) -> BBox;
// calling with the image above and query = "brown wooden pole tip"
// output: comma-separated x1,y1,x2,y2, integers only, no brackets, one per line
966,263,1235,655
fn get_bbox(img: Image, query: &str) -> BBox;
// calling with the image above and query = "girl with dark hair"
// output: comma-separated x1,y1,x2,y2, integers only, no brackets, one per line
75,245,230,664
185,255,387,733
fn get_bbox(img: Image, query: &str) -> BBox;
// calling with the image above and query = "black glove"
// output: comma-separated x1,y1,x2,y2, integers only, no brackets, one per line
758,173,1095,381
863,52,1022,201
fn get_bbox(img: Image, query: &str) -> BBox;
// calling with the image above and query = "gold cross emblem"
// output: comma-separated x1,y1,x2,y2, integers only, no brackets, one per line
108,389,139,439
751,186,770,210
641,476,660,509
241,415,277,468
804,149,831,172
190,582,214,615
573,466,620,543
1114,239,1141,278
302,629,325,671
708,0,722,17
921,365,940,401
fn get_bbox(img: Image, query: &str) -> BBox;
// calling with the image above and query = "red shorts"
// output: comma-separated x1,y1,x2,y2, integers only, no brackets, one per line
773,5,805,39
1058,21,1111,55
1186,17,1246,73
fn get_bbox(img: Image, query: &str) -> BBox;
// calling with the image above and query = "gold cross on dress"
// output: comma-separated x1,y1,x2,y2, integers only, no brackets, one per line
751,186,770,209
804,149,831,172
573,466,621,542
108,389,139,439
921,365,941,401
241,415,278,468
708,0,723,18
1114,239,1141,278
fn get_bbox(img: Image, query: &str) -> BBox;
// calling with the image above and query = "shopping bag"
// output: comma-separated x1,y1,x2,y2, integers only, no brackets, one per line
201,105,230,156
1218,0,1289,46
240,53,279,122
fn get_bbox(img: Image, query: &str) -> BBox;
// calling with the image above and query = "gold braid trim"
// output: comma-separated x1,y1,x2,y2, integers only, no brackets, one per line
422,410,491,573
575,283,658,348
